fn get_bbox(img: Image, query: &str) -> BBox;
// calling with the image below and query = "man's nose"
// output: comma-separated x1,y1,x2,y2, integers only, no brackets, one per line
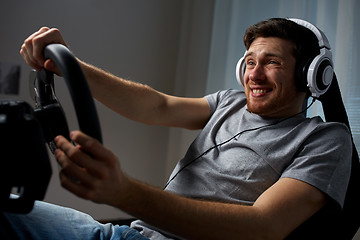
249,64,265,81
249,64,265,82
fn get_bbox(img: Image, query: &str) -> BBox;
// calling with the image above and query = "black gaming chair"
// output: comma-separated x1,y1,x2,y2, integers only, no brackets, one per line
286,73,360,239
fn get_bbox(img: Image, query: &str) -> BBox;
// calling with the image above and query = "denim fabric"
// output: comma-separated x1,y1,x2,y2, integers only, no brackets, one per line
1,201,149,240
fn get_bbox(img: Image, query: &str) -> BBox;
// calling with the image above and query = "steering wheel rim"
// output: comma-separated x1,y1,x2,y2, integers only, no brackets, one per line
37,44,102,143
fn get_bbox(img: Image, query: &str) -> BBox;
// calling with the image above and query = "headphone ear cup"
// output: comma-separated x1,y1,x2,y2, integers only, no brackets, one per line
236,53,246,87
306,48,333,98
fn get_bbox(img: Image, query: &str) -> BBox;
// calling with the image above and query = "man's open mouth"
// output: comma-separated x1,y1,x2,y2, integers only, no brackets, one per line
251,88,272,94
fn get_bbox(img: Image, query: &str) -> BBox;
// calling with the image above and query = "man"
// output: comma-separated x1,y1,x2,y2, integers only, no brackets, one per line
1,18,351,239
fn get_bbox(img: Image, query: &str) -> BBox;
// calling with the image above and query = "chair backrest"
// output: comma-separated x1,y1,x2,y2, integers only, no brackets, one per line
286,73,360,239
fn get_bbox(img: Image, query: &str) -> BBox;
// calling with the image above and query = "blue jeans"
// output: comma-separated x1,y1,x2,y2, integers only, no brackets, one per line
0,201,149,240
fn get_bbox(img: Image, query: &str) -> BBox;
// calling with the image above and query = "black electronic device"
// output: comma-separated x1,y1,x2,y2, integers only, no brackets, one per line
0,100,51,213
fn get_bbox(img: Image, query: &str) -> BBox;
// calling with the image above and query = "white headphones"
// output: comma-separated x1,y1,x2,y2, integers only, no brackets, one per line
235,18,333,98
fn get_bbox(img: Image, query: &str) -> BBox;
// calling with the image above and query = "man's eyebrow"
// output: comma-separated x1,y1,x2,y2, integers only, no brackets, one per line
244,51,283,59
244,51,254,59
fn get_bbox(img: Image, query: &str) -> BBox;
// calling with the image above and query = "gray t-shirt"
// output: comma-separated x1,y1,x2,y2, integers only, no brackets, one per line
132,89,352,239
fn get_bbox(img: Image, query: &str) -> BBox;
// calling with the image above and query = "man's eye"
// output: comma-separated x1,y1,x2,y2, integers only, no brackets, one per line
246,60,255,66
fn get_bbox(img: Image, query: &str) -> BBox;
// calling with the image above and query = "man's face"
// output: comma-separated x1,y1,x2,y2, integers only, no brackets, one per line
243,37,306,118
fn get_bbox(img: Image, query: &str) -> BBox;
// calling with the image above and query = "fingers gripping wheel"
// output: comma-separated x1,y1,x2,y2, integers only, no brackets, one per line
235,18,334,98
34,44,102,150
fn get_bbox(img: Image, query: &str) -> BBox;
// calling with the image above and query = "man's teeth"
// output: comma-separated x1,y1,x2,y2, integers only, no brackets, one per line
252,89,269,94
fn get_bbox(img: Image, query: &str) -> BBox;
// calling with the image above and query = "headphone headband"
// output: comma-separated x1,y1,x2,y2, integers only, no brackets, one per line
289,18,331,49
236,18,333,98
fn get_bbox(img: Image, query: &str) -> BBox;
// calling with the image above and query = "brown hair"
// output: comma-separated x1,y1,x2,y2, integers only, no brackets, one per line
244,18,319,64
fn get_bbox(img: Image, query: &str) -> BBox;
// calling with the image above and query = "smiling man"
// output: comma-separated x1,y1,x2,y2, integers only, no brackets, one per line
0,18,352,239
243,37,306,118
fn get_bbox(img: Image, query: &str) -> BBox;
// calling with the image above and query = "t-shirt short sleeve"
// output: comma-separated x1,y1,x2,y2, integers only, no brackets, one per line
281,123,352,208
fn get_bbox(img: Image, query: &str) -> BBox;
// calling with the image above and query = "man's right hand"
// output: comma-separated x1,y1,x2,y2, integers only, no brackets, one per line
20,27,67,75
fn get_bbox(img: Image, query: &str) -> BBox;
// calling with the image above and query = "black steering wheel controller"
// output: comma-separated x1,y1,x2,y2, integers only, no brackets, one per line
0,44,102,213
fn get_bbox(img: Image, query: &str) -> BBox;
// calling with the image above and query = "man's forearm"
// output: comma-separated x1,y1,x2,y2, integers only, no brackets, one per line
78,60,168,125
77,60,210,129
112,176,326,240
115,178,267,240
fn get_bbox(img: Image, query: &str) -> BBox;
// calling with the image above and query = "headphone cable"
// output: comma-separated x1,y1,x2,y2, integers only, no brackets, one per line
163,97,316,189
